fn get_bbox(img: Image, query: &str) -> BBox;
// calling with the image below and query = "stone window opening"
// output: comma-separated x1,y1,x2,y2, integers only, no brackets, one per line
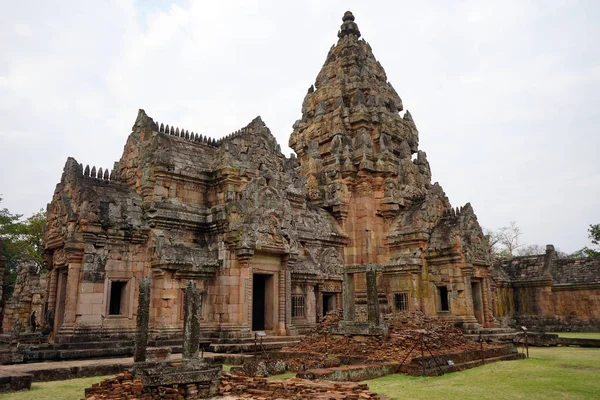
292,294,305,318
394,292,408,312
438,286,450,312
108,281,128,316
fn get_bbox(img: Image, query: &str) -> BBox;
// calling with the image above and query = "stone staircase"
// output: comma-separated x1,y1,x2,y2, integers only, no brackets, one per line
207,335,303,353
463,327,519,343
0,333,304,364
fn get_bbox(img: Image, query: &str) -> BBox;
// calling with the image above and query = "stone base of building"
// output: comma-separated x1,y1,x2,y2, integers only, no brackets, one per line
439,315,483,331
56,325,137,343
330,321,390,337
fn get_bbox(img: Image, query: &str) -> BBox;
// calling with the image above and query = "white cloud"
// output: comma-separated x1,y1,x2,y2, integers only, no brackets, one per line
0,0,599,252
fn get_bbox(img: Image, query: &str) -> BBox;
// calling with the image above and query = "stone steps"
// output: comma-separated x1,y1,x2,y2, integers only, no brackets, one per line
212,335,304,344
52,340,134,350
464,333,519,342
2,334,304,363
209,340,302,354
462,328,517,335
24,346,134,362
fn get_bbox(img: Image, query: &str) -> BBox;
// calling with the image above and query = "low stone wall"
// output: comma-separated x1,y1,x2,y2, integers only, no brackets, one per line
220,373,380,399
402,344,524,376
84,372,217,399
515,315,600,332
0,372,32,392
296,362,399,381
83,371,381,399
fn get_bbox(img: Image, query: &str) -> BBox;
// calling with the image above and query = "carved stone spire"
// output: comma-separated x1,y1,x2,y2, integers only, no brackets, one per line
338,11,361,39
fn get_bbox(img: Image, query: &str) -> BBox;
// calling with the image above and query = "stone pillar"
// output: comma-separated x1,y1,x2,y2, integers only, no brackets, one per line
236,256,252,330
277,263,286,335
46,268,58,316
62,260,82,327
134,277,151,363
481,275,495,327
343,272,355,322
366,269,380,326
182,281,202,359
284,269,297,335
462,273,480,329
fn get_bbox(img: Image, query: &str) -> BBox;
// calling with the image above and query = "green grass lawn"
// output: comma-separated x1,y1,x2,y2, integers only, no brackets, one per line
1,347,598,400
548,332,600,340
365,346,600,400
0,375,112,400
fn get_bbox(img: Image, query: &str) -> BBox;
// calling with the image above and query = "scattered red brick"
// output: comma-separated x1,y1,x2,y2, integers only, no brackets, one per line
284,311,499,364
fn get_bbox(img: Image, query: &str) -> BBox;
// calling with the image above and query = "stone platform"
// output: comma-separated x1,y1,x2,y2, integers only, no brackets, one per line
0,334,302,365
0,352,250,393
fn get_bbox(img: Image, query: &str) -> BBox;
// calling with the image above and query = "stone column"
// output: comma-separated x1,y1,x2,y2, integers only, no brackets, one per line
481,275,495,327
182,281,201,359
134,277,151,363
46,268,58,316
343,272,355,322
278,265,286,335
284,269,297,335
62,258,82,327
236,255,252,330
366,269,380,326
462,273,480,329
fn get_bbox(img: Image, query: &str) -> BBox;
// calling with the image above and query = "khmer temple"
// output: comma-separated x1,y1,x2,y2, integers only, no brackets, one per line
8,12,501,344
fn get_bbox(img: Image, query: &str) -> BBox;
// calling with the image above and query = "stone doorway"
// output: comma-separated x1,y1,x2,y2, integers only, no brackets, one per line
54,269,68,332
471,280,484,325
322,293,336,317
252,273,274,331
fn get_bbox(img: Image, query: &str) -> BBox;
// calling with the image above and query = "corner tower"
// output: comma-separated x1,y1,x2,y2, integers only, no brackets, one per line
290,11,432,266
290,12,495,329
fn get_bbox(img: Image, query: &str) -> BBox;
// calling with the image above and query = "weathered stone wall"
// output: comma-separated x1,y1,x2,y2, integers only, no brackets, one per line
2,262,48,332
493,246,600,331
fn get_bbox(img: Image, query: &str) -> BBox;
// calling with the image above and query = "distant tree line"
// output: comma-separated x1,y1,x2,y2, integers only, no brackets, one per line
486,221,600,260
0,197,45,297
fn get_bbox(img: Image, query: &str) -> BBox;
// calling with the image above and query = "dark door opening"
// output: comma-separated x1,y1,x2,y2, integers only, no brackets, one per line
109,281,127,315
322,293,335,317
252,274,267,331
438,286,449,312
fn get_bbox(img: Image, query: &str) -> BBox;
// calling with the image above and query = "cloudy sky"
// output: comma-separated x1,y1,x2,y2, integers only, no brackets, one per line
1,0,599,253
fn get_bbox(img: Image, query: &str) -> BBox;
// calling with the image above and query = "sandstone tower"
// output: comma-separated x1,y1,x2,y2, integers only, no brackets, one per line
8,12,496,345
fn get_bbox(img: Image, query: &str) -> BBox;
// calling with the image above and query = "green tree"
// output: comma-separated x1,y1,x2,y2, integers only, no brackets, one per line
571,224,600,258
0,197,46,296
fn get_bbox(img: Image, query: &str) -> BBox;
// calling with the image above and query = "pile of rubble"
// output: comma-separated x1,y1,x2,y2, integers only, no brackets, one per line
83,371,381,400
219,372,380,399
284,311,496,364
83,372,203,400
230,359,287,377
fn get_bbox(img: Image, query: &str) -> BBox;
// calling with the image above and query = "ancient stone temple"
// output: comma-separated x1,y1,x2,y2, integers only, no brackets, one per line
27,12,496,344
